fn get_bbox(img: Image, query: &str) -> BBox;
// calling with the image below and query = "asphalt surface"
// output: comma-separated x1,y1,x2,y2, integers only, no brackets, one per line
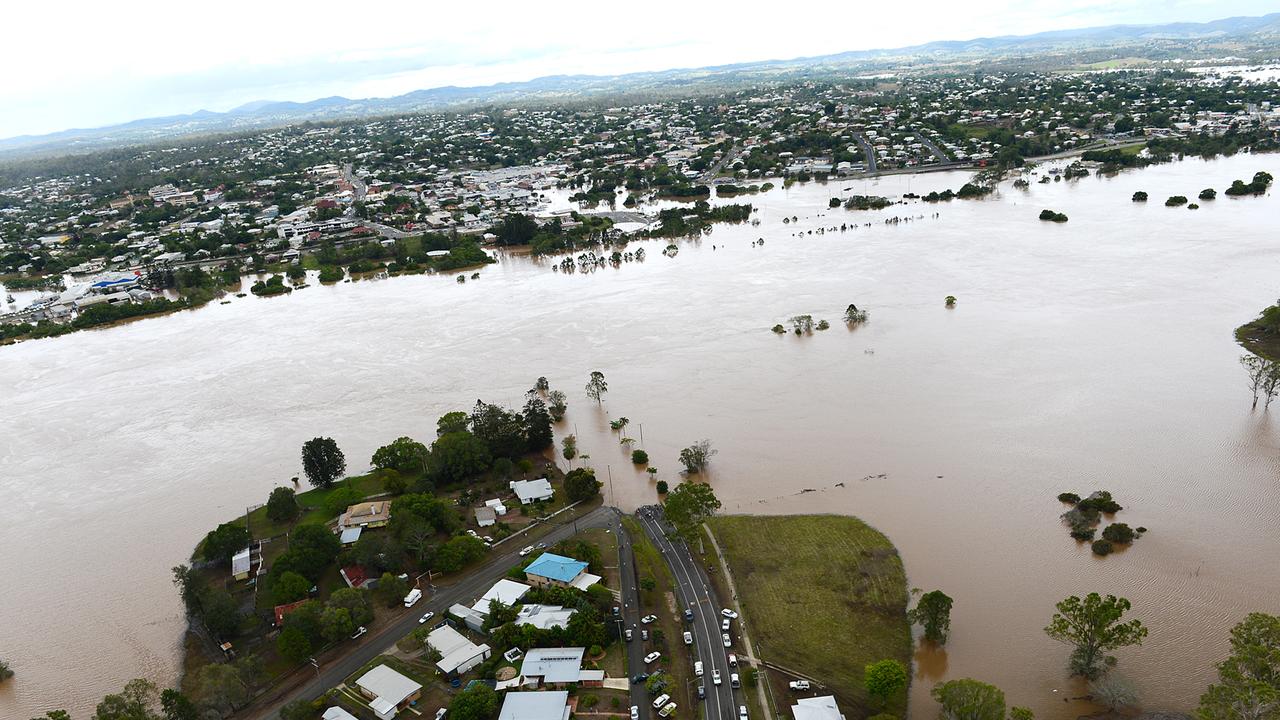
614,512,649,720
852,133,878,173
636,506,739,720
913,132,952,164
247,505,618,719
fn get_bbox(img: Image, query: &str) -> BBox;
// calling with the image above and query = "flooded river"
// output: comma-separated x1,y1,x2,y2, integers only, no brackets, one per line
1,154,1278,718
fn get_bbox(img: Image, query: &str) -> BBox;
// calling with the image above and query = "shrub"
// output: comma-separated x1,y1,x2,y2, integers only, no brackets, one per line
1078,491,1122,514
1070,528,1096,541
1198,188,1216,200
1038,209,1069,222
656,480,669,494
1132,191,1148,202
816,319,830,330
631,450,649,465
1091,539,1114,556
1102,523,1135,544
1165,195,1188,207
580,695,599,710
1057,492,1081,504
771,324,785,334
945,296,957,307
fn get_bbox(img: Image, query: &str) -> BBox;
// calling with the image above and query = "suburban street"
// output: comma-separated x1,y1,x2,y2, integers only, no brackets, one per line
636,506,738,720
247,505,618,719
852,133,878,173
613,511,649,720
913,132,952,164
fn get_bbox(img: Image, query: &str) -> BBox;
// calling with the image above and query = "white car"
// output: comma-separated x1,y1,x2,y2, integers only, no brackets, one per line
728,653,738,667
419,611,435,624
435,709,447,720
721,608,739,619
519,545,534,557
722,618,731,631
630,707,639,720
625,629,633,641
351,626,367,639
694,661,703,677
712,669,722,686
660,703,677,718
789,680,811,691
644,651,661,664
641,614,658,624
683,631,693,645
740,706,748,720
722,632,732,647
652,694,671,710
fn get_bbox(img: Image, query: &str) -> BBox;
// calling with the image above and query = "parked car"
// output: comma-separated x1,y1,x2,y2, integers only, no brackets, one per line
630,707,639,720
404,588,422,607
722,618,731,632
641,614,658,624
641,630,649,641
728,653,738,667
625,629,633,641
519,545,534,557
632,673,650,684
789,680,811,691
351,626,367,639
652,695,670,710
683,608,694,621
435,709,447,720
697,685,706,700
683,631,693,645
694,661,703,677
660,702,678,718
712,669,722,686
722,632,732,647
731,673,741,689
721,608,739,619
419,611,435,624
740,706,748,720
644,651,661,664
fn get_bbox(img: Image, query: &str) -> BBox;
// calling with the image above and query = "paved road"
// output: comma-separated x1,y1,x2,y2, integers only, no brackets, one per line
913,132,951,164
613,512,649,720
246,505,618,719
636,506,738,720
698,143,740,184
852,133,878,174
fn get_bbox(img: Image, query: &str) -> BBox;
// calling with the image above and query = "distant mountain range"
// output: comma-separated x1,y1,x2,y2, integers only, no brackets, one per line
3,12,1277,160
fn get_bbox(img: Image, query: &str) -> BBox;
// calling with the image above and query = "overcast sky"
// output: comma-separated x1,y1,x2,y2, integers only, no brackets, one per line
1,0,1274,139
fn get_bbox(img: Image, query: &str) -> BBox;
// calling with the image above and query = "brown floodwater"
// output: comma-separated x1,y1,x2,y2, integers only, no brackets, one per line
2,154,1278,719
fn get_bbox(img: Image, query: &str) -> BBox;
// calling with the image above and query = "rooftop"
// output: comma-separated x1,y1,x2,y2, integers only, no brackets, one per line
520,647,585,684
498,691,571,720
356,664,422,706
524,553,588,584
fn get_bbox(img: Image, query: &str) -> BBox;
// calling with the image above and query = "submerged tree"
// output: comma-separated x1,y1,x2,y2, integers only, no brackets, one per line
585,371,608,405
547,390,568,421
679,439,717,474
931,679,1006,720
845,303,869,324
1197,612,1280,720
909,590,955,645
1044,593,1147,679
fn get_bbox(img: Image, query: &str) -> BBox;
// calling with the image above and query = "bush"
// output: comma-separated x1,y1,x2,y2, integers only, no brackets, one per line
1102,523,1135,544
1078,491,1122,513
1165,195,1188,207
580,695,599,710
1091,539,1114,556
589,644,603,656
1198,188,1217,200
631,449,649,465
1132,191,1148,202
1057,492,1081,504
1038,209,1069,222
266,486,300,523
1070,527,1096,541
771,324,785,334
656,480,669,494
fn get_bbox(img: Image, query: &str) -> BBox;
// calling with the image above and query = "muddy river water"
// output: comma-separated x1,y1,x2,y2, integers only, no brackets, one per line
1,154,1278,718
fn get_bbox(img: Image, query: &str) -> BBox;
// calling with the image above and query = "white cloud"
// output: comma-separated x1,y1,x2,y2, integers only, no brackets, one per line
0,0,1273,138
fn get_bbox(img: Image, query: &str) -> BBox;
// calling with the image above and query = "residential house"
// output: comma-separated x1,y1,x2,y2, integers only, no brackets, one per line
231,547,253,581
523,553,600,591
510,478,554,505
322,708,359,720
498,691,571,720
515,604,576,630
356,664,423,720
427,625,492,675
518,647,604,688
339,501,391,530
475,506,497,528
792,696,845,720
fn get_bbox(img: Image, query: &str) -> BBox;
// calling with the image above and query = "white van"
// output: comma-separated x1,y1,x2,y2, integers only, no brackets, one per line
403,588,422,607
694,661,704,677
652,694,671,710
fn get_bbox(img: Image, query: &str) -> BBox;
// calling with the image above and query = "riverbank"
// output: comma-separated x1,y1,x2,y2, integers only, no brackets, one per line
1236,318,1280,361
705,515,912,718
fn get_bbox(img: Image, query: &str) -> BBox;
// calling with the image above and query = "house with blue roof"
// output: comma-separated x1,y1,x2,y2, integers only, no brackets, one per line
523,552,601,591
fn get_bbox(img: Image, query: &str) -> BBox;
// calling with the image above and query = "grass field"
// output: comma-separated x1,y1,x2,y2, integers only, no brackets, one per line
1237,321,1280,362
705,515,911,719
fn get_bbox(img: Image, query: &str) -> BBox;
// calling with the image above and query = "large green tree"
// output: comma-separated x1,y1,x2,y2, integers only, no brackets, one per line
271,571,312,606
449,683,500,720
523,398,554,451
374,572,410,607
327,587,375,627
864,659,908,705
201,522,249,566
371,437,430,475
301,437,346,489
585,371,608,405
277,626,313,664
470,400,527,459
565,468,601,503
663,481,721,542
931,679,1006,720
93,678,160,720
1197,612,1280,720
909,590,955,645
187,662,250,718
160,689,198,720
431,431,492,484
678,439,717,474
1044,593,1147,679
265,486,299,524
